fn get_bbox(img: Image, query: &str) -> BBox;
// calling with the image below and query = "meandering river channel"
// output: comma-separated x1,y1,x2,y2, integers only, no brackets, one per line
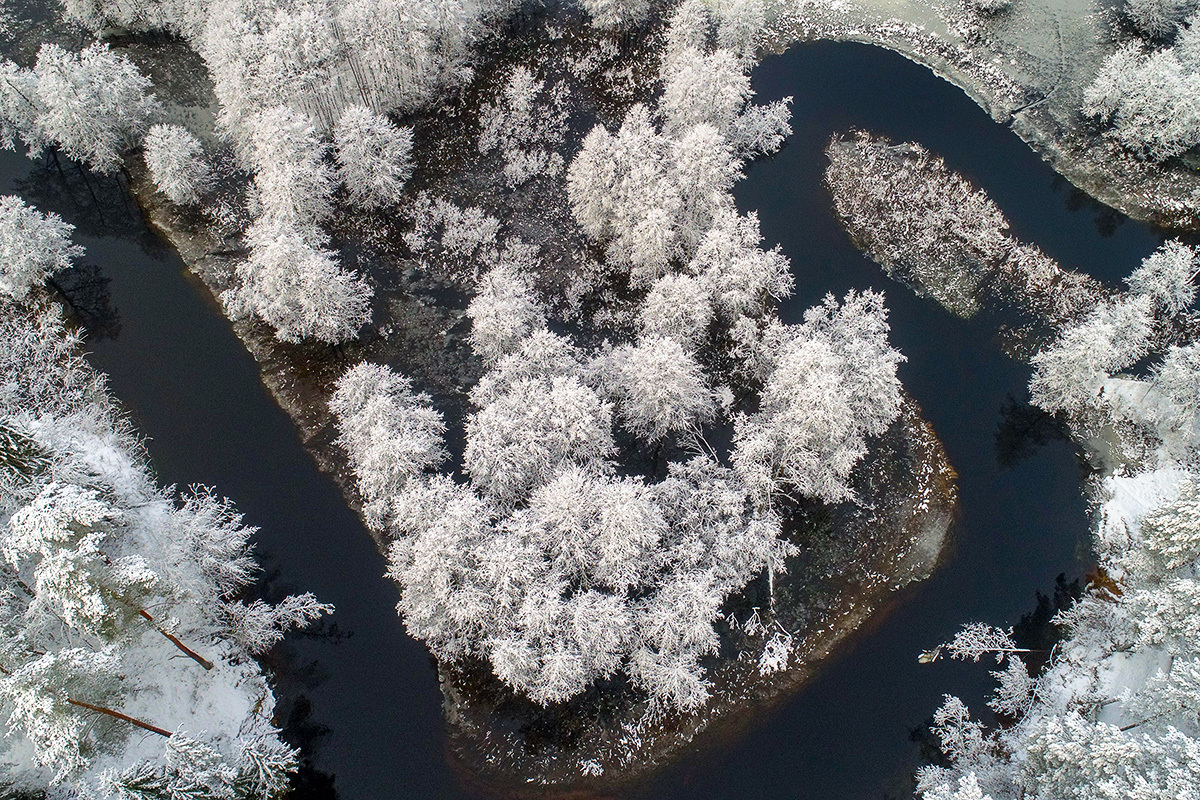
1,38,1165,800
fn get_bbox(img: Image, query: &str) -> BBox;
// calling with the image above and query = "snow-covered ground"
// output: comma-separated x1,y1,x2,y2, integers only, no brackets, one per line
770,0,1200,227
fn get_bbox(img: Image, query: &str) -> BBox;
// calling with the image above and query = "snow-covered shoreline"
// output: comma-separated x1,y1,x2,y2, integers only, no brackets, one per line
769,0,1200,228
438,394,956,790
124,135,960,790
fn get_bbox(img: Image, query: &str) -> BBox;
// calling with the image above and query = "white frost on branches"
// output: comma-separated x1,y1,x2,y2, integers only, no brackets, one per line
733,291,904,505
223,218,372,344
334,104,414,209
143,124,213,206
0,196,82,300
477,66,569,187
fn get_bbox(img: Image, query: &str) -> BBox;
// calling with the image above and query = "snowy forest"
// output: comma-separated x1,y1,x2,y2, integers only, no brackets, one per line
1,0,1200,796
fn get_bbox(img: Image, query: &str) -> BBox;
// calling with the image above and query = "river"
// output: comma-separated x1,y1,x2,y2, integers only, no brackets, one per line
0,39,1164,800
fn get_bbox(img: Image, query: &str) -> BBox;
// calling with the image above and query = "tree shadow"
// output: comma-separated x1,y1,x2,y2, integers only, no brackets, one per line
49,262,121,339
994,394,1070,469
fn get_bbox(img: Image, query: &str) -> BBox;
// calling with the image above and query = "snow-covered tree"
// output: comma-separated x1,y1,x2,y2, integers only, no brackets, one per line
386,476,498,661
5,483,161,641
567,103,681,280
988,658,1034,717
1029,295,1155,416
0,196,82,300
733,291,904,504
465,373,616,506
1082,30,1200,162
223,218,372,344
143,124,213,205
1127,0,1196,37
566,3,790,287
32,43,160,173
330,362,447,520
638,272,714,349
659,46,750,137
0,647,126,782
688,206,792,320
0,290,326,794
1133,479,1200,571
580,0,652,29
1126,239,1199,316
248,105,335,227
221,593,332,655
168,487,258,602
334,105,414,209
467,263,546,364
0,61,44,155
601,336,715,441
1152,343,1200,444
628,569,724,710
716,0,768,63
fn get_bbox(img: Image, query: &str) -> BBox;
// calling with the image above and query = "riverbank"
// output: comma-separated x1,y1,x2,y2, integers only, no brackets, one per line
439,395,956,791
770,0,1200,229
126,132,960,792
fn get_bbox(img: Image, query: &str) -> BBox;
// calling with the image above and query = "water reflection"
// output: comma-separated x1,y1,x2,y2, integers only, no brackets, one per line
50,262,121,339
993,395,1070,469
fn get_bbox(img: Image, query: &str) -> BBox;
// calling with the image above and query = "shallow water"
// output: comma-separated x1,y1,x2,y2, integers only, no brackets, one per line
0,38,1165,800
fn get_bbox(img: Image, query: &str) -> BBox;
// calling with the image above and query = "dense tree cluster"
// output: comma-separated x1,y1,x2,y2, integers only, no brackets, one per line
0,43,160,173
826,132,1104,324
333,349,795,709
1027,240,1200,455
62,0,517,135
919,474,1200,800
919,231,1200,800
335,276,903,708
220,105,375,344
1082,16,1200,161
733,291,904,505
0,218,329,796
48,1,496,348
325,0,908,714
567,0,791,291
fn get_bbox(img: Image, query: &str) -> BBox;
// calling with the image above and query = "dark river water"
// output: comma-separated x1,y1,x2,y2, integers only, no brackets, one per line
0,39,1164,800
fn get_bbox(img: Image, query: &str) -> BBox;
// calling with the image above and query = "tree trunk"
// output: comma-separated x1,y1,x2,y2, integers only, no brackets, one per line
0,663,172,736
137,609,214,670
66,698,172,737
